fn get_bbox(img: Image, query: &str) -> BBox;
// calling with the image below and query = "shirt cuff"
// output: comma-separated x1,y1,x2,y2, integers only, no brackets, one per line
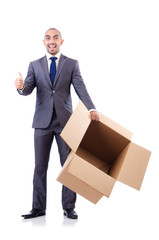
89,109,96,112
18,85,25,94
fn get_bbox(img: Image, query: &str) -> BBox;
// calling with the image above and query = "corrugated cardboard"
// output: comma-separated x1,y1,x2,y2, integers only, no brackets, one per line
57,101,151,204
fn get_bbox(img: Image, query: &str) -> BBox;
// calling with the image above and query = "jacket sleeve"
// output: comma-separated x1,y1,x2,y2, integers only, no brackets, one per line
18,62,36,96
72,60,96,110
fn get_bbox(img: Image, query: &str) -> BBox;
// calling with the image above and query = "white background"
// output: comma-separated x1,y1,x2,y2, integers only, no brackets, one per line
0,0,159,239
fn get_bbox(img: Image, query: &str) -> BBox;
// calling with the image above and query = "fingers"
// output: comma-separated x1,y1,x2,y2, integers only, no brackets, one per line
15,72,24,89
15,79,24,89
90,111,100,122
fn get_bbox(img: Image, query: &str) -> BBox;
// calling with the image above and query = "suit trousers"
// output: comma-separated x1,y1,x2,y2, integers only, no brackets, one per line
33,110,76,210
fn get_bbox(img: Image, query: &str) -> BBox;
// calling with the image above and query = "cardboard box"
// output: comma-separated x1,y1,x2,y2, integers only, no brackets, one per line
57,101,151,204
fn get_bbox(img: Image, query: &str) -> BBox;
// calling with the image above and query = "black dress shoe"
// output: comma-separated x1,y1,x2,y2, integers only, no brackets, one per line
64,209,78,219
21,208,45,219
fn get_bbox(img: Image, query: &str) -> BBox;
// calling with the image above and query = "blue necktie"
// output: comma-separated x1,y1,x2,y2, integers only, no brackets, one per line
50,57,57,86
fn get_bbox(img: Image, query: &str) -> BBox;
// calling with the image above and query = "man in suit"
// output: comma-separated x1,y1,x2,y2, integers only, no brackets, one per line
15,28,99,219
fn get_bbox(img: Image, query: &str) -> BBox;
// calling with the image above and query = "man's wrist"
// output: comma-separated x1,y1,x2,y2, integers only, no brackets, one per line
18,85,25,93
89,109,96,112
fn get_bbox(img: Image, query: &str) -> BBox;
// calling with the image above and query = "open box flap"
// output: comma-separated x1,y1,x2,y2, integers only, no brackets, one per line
60,101,91,152
57,152,103,204
57,170,103,204
117,142,151,190
67,154,116,198
98,113,133,141
61,101,132,153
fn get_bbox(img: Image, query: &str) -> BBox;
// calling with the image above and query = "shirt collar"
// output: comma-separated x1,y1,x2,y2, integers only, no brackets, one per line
46,52,61,60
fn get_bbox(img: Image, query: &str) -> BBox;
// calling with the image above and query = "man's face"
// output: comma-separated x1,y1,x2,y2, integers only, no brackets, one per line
43,29,64,55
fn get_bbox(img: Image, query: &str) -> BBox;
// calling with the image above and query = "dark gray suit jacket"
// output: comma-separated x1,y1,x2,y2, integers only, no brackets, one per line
18,54,95,128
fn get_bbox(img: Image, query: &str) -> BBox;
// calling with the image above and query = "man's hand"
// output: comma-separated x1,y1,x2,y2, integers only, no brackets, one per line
15,72,24,90
90,111,100,121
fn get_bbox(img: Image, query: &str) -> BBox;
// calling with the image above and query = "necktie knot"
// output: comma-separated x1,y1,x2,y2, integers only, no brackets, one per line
50,57,57,61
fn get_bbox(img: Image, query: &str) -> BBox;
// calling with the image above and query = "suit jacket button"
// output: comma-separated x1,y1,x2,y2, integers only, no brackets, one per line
53,90,55,93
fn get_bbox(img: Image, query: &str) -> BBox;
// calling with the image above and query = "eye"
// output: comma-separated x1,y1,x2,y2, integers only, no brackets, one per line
54,35,59,40
45,35,50,40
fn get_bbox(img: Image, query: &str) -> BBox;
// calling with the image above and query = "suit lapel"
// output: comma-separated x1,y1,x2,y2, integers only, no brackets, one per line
53,54,66,87
40,54,67,88
40,56,53,88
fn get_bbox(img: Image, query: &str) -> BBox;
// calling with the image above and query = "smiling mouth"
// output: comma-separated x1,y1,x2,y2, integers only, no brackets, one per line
49,45,56,50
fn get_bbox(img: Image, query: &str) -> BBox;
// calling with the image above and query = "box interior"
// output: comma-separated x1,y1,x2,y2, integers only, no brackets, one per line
76,121,130,178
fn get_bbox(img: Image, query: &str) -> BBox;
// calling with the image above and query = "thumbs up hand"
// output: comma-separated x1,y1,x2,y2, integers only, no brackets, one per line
15,72,24,90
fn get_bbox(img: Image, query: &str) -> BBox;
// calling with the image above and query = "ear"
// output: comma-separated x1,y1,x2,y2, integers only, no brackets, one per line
61,39,64,46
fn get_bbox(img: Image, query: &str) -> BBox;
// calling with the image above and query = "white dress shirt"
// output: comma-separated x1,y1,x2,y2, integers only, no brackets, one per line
46,52,61,72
